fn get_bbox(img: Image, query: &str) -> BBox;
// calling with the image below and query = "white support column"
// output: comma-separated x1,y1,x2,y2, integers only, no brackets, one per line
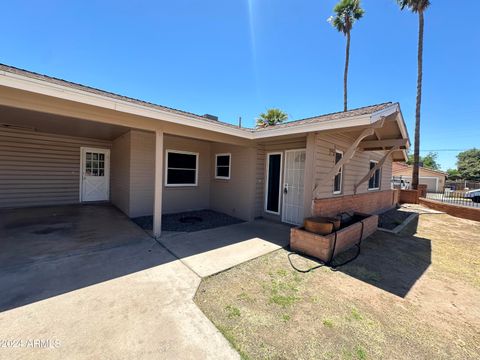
153,130,164,238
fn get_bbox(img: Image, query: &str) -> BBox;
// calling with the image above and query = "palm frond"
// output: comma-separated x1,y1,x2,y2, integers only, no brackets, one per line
328,0,365,35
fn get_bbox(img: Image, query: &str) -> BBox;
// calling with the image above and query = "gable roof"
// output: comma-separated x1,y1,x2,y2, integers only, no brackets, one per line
0,63,407,141
255,103,394,131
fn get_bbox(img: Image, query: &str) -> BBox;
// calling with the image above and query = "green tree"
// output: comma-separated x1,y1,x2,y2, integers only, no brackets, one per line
328,0,365,112
456,148,480,180
256,108,288,128
396,0,430,190
446,168,461,180
406,151,440,170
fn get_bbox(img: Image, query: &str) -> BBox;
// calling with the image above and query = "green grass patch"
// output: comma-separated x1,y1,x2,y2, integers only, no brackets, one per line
225,305,241,318
282,314,291,322
217,325,250,360
350,307,363,321
270,294,297,307
323,319,334,328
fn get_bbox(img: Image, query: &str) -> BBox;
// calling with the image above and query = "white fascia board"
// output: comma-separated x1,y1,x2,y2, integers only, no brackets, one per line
371,103,410,148
252,115,372,139
0,70,254,139
0,70,409,142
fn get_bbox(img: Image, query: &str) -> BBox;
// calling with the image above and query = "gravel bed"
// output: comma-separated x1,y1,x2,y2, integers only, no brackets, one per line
132,209,244,232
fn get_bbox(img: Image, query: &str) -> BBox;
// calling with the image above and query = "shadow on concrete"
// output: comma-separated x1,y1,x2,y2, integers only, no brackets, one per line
0,204,178,312
159,219,292,260
0,204,292,311
331,216,432,298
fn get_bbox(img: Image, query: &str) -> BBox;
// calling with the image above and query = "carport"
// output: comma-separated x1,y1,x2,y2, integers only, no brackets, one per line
0,65,256,238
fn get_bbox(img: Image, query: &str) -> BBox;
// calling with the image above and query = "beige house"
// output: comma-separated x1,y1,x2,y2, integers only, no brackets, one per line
392,162,446,192
0,64,409,237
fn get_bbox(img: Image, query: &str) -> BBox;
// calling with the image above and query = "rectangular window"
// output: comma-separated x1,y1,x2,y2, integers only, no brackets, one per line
166,150,198,186
368,160,381,190
215,153,231,179
333,150,343,194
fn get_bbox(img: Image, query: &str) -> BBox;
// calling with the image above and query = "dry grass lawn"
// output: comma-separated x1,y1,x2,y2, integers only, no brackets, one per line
194,213,480,360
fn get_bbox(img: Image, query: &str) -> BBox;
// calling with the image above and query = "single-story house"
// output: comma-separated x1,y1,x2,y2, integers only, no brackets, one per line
392,162,446,192
0,64,410,237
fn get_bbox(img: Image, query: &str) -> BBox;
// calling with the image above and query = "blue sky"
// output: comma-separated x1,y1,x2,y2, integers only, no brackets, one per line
1,0,478,170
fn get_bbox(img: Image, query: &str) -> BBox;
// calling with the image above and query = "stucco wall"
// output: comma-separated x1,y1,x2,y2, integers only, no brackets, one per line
210,143,257,221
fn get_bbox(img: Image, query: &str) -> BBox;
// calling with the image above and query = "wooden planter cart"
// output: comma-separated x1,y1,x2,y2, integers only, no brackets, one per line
290,213,378,267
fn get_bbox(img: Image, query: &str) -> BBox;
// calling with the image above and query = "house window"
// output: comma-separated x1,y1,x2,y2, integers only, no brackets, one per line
215,153,231,179
165,150,198,186
368,160,381,190
333,150,343,194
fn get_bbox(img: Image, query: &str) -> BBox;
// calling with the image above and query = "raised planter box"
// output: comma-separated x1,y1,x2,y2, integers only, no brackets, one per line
290,212,378,263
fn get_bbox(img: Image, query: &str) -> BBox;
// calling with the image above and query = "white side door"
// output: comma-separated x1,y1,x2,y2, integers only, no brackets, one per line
282,149,306,225
80,147,110,202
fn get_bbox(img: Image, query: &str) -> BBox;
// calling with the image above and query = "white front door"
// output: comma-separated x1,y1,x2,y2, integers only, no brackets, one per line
80,147,110,202
282,149,306,225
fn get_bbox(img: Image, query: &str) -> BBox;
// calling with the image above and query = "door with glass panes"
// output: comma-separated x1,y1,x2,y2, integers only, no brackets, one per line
80,147,110,202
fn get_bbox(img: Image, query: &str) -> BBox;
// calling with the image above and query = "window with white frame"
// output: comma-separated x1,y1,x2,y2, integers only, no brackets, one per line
333,150,343,194
368,160,381,190
165,150,198,186
215,153,231,179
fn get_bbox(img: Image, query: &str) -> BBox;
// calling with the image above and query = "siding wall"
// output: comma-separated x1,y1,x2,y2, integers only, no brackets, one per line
130,131,155,217
111,132,131,215
111,131,212,217
210,143,257,221
313,132,392,199
0,127,111,208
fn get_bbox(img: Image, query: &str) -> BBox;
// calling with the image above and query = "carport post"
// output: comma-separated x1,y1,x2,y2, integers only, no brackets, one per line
153,130,164,238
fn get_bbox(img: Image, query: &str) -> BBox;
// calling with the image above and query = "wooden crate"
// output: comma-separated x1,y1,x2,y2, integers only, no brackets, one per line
290,213,378,263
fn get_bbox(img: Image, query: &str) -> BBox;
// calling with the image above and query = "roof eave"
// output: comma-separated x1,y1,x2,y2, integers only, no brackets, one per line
0,69,255,139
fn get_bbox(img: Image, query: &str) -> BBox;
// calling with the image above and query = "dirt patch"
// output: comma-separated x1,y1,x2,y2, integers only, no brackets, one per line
195,213,480,360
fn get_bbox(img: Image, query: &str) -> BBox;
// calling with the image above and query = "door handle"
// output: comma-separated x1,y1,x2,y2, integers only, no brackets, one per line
284,184,288,194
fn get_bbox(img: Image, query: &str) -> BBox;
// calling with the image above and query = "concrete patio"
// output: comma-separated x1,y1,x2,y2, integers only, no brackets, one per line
0,204,291,359
159,219,291,277
0,205,240,359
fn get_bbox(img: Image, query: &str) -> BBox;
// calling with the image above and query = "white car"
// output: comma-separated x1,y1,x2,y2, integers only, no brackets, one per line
464,189,480,203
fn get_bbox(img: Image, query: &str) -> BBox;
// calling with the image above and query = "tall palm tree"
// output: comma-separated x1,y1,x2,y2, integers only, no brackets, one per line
328,0,364,112
397,0,430,190
256,108,288,128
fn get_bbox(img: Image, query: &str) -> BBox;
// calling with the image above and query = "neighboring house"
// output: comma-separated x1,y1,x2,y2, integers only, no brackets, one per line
392,162,446,192
0,64,410,237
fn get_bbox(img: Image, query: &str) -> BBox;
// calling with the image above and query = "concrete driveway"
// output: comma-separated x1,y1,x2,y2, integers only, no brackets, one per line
0,205,238,360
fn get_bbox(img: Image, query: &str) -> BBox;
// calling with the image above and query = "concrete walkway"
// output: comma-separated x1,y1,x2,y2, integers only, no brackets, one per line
0,206,239,360
158,219,291,277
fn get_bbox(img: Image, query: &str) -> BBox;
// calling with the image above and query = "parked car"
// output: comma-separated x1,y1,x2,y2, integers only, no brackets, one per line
464,189,480,203
391,177,410,190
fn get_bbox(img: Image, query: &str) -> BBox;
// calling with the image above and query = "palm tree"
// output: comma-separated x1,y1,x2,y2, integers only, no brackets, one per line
397,0,430,190
328,0,364,112
256,108,288,128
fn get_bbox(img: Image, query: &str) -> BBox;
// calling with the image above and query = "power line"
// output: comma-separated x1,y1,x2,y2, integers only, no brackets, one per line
420,149,468,152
